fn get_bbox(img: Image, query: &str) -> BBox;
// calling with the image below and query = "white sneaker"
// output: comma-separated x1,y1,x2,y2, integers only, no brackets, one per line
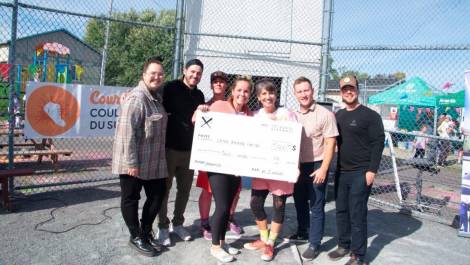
222,243,240,255
43,102,65,127
157,228,171,246
210,247,234,263
172,225,192,241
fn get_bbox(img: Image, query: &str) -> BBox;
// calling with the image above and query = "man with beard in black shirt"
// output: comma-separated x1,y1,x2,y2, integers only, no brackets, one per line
157,59,206,246
328,76,384,265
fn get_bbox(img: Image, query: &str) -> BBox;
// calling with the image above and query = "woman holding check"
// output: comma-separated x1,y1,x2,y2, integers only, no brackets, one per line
243,79,297,261
200,75,253,263
194,71,243,240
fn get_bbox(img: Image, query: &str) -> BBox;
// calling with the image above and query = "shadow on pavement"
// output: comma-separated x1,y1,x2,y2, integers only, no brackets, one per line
6,182,121,213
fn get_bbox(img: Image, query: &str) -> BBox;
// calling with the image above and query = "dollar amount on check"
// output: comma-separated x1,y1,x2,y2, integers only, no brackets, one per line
190,111,302,182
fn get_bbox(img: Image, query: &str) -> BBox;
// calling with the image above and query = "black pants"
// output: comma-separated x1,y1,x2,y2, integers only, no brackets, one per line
120,174,167,238
250,189,288,224
414,148,425,158
335,170,371,259
208,172,241,245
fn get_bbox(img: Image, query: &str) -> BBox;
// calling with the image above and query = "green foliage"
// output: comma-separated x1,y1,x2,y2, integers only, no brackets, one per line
0,81,9,120
84,9,176,86
392,71,406,80
339,70,370,80
327,56,339,80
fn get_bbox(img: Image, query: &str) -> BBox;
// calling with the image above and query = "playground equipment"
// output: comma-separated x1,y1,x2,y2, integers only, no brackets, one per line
0,42,85,97
0,42,85,124
33,42,85,84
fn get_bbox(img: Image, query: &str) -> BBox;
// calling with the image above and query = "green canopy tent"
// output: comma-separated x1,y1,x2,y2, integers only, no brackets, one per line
436,89,465,107
368,76,444,106
368,77,463,134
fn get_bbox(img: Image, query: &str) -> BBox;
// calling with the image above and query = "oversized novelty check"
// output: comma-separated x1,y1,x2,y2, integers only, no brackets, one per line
189,111,302,182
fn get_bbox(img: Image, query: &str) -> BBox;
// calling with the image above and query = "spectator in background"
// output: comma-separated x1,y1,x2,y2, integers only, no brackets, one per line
437,115,455,165
7,93,22,128
413,125,429,159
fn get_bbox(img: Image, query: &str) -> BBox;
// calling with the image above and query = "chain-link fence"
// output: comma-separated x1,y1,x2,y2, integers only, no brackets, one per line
328,0,470,224
0,0,177,193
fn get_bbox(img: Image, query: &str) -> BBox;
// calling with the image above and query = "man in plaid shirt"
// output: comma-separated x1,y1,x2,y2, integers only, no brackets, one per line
112,57,168,257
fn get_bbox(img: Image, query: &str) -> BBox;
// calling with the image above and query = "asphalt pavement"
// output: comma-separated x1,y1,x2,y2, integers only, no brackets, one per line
0,180,469,265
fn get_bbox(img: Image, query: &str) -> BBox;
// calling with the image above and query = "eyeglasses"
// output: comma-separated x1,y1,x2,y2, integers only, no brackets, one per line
145,71,164,77
341,86,358,93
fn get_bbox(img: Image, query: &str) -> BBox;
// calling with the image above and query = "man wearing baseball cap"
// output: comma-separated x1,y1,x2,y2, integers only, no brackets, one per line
328,76,384,265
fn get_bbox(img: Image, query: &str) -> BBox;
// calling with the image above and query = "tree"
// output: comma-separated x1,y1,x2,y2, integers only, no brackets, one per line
392,71,406,80
327,56,339,80
84,9,175,86
340,70,369,80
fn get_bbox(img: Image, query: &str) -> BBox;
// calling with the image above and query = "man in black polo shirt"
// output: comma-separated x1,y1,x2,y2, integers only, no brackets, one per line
157,59,205,246
328,76,384,265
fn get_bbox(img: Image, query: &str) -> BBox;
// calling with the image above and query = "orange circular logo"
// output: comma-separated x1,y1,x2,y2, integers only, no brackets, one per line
26,85,80,136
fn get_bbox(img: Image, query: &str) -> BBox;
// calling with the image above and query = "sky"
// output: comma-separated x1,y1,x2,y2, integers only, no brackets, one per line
0,0,177,43
330,0,470,91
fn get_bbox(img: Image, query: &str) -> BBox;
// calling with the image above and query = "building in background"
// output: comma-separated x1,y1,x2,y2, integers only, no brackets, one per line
183,0,323,109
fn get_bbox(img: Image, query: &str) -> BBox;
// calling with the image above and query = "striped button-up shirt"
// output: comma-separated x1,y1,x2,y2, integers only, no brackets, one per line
112,81,168,180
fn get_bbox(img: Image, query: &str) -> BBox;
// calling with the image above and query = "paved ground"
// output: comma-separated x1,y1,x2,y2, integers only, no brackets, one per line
1,180,469,265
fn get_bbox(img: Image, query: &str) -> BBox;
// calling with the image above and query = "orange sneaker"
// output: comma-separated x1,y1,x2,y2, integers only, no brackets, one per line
243,239,266,250
261,244,274,261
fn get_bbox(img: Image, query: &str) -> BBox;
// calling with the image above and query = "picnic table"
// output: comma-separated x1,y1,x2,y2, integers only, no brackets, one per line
0,129,72,166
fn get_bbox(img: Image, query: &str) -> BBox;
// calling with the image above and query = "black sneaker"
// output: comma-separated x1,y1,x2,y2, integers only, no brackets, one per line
345,254,365,265
289,232,309,241
328,247,350,261
128,236,156,257
301,245,320,260
147,230,163,252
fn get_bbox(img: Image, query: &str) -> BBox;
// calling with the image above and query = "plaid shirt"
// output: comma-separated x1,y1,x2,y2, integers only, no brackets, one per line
112,81,168,180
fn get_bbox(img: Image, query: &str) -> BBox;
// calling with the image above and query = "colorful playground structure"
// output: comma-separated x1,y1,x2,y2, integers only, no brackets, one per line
0,42,85,99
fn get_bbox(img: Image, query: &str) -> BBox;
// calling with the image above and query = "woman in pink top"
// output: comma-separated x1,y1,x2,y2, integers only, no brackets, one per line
194,71,243,241
206,76,253,263
243,79,297,262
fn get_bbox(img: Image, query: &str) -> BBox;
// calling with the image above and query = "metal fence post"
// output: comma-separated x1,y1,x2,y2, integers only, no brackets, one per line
318,0,333,101
172,0,185,79
7,0,19,192
99,0,114,86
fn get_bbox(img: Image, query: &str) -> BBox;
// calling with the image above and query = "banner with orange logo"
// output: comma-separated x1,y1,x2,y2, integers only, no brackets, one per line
24,82,130,138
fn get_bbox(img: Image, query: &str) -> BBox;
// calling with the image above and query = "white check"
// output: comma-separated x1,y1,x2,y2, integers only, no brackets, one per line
190,111,302,182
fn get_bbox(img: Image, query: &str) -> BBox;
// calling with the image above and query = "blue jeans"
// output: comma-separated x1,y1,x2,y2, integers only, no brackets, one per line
293,161,327,247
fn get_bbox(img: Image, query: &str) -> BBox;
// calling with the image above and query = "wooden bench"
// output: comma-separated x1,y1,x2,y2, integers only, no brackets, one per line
0,168,34,211
0,143,52,149
0,129,24,137
0,149,72,164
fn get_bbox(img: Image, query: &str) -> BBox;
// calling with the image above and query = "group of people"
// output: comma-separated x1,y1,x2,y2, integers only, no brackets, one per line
112,57,385,265
413,113,462,164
